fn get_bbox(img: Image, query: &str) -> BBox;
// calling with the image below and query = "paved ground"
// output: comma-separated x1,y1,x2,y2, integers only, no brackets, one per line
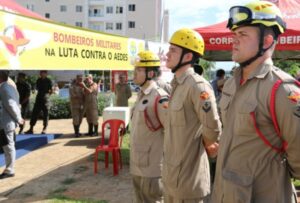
0,118,134,203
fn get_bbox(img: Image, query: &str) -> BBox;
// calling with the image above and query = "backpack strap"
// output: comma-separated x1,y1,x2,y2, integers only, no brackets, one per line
144,95,163,132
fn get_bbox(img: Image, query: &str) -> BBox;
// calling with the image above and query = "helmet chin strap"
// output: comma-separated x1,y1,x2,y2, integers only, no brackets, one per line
171,49,192,73
140,69,151,87
239,25,275,68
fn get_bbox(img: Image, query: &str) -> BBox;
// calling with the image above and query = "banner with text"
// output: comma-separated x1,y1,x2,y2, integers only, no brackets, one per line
0,10,133,70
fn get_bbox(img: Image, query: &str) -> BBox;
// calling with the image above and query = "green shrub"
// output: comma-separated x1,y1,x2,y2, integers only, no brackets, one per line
49,96,71,119
27,93,111,119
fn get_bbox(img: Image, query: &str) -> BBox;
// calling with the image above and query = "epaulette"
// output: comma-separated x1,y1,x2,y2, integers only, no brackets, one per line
189,73,204,84
156,86,169,97
272,67,296,83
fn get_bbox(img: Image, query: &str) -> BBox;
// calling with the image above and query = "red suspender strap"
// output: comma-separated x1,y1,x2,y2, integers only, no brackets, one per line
270,80,282,136
144,96,163,132
250,112,284,153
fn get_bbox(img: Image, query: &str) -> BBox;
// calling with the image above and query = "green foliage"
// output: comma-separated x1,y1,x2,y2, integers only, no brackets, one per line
274,60,300,77
27,93,111,119
49,95,71,119
293,179,300,188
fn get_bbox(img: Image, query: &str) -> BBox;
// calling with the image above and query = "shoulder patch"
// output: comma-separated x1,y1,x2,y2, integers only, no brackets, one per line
287,91,300,104
159,96,169,104
200,91,210,100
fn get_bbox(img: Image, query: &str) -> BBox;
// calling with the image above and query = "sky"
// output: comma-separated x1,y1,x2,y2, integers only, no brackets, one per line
164,0,251,71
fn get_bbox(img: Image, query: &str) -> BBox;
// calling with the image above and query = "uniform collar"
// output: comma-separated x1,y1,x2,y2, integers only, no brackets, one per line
141,81,157,95
248,58,273,80
234,58,273,82
174,68,194,85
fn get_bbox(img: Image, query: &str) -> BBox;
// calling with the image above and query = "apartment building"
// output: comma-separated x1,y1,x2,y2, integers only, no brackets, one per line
15,0,169,42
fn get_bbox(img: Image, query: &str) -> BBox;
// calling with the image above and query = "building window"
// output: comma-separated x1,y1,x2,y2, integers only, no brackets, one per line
26,4,34,11
60,5,67,12
106,6,113,14
128,4,135,11
116,6,123,14
45,13,50,18
128,21,135,28
76,5,82,12
45,0,49,2
75,22,83,27
116,23,122,30
106,23,113,30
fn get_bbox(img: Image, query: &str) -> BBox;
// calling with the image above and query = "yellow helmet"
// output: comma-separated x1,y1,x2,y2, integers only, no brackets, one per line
227,1,286,35
134,50,161,67
169,28,205,56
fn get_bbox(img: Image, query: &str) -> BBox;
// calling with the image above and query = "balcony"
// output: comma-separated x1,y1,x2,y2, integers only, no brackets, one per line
89,0,104,6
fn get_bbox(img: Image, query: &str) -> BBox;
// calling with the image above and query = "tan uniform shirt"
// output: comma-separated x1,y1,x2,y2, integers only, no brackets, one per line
211,59,300,203
69,83,84,108
156,77,172,95
84,82,98,124
130,82,168,177
163,68,222,199
115,83,132,107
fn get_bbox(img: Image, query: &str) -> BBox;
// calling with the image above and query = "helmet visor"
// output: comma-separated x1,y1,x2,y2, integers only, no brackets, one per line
227,6,284,30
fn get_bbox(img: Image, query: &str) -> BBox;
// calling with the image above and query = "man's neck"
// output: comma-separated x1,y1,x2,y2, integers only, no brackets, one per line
175,64,191,78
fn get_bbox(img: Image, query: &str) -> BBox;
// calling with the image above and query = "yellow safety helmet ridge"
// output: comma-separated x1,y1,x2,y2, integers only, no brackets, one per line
169,28,205,56
134,50,161,67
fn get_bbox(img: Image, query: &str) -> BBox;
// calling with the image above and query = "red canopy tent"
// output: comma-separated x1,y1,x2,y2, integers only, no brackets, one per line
195,0,300,61
0,0,44,19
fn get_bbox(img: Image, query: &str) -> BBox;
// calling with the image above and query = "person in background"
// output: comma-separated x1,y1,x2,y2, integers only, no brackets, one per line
163,28,222,203
0,71,24,179
69,75,85,138
52,83,60,95
25,70,52,134
16,72,31,134
80,74,99,136
211,69,225,98
130,50,169,203
211,1,300,202
115,74,132,107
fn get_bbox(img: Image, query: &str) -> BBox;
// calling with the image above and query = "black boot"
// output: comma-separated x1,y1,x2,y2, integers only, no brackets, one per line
74,125,80,138
85,123,93,136
19,124,24,134
41,126,47,134
25,126,34,134
93,125,98,136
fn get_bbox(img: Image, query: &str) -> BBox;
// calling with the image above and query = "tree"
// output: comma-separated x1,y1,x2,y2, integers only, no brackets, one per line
274,60,300,77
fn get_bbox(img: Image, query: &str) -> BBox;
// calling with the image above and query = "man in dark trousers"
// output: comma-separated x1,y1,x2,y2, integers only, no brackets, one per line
25,70,52,134
16,72,31,134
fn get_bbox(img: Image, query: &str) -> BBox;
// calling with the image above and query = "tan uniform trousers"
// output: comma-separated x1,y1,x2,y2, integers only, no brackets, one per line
132,175,163,203
163,194,209,203
71,107,83,125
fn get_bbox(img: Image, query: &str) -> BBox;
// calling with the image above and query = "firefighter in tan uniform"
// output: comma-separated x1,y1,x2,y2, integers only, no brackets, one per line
69,74,85,137
130,51,169,203
115,74,132,107
80,74,99,136
211,1,300,203
163,28,222,203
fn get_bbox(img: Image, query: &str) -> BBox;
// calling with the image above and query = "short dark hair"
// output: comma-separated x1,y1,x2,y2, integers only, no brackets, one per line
0,70,9,81
216,69,225,77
